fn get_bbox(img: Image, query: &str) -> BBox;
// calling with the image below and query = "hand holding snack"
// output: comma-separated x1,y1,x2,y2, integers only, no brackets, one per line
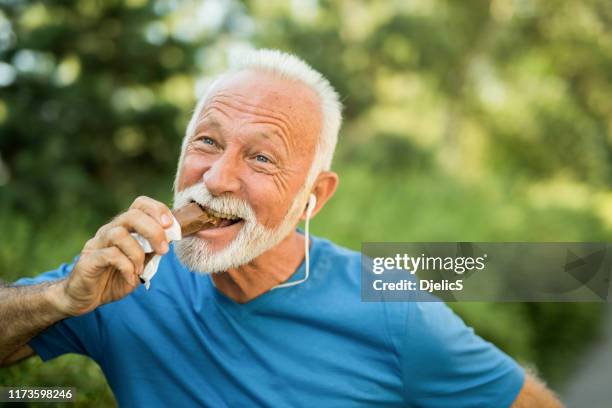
137,202,220,288
54,197,218,316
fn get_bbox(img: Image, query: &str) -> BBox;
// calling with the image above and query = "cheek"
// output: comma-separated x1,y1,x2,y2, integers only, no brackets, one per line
250,182,302,229
177,153,209,190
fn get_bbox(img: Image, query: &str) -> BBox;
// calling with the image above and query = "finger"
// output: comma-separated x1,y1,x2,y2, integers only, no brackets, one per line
82,237,98,251
90,223,114,249
99,246,137,287
130,196,174,228
100,226,146,276
113,209,169,255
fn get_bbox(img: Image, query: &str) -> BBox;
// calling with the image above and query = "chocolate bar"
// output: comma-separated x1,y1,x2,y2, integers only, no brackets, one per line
173,202,220,236
140,203,218,281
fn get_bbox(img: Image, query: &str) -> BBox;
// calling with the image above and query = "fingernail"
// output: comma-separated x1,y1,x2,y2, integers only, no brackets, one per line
161,214,171,226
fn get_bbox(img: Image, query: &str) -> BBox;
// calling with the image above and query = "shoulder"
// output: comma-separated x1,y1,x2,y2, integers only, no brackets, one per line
396,301,524,406
310,240,514,361
383,300,508,362
309,235,419,335
310,235,361,281
312,235,361,261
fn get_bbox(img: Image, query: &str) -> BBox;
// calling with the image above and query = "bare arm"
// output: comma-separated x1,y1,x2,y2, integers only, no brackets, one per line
3,344,35,365
0,280,68,365
511,371,564,408
0,196,174,367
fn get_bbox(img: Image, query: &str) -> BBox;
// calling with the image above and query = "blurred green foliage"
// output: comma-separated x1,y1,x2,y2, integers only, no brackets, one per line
1,0,611,405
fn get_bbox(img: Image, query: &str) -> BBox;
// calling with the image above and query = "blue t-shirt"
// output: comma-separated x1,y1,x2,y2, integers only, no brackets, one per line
15,235,523,407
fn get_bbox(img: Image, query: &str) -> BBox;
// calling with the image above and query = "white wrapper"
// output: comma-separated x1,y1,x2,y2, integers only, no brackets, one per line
132,215,182,290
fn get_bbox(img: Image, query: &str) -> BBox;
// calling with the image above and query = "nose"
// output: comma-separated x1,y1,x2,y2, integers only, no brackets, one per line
202,150,242,196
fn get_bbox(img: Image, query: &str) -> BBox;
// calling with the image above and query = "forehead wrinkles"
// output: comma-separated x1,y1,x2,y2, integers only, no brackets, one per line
202,92,295,140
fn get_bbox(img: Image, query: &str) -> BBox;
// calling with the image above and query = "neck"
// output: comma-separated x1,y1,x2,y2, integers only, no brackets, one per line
211,230,306,303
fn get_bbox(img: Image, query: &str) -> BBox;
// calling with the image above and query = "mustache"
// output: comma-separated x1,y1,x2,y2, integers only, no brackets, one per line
173,183,255,222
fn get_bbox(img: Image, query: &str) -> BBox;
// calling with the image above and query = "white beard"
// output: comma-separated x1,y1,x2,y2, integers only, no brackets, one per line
172,183,308,274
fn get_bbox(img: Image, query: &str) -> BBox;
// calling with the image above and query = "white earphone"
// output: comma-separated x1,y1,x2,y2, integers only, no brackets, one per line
306,193,317,218
273,193,316,290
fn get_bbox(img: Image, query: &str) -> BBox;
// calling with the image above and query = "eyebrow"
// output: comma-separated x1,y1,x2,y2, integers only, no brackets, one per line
193,116,223,135
193,115,290,158
255,129,290,158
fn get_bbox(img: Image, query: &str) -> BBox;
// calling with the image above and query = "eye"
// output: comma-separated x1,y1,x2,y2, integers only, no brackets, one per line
255,154,271,163
199,136,216,146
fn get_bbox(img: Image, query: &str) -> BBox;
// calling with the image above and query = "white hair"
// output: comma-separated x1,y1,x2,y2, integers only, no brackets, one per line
174,49,342,191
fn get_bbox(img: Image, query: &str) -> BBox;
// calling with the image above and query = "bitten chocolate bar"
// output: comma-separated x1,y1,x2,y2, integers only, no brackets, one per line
173,202,220,236
139,202,219,285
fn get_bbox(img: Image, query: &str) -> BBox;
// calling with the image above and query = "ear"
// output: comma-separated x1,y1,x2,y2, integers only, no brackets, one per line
300,171,339,221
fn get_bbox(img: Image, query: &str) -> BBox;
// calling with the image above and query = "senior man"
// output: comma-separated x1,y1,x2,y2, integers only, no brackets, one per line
1,49,561,407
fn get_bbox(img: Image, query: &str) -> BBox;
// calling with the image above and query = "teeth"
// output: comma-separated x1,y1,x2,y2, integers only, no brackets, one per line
190,201,239,221
208,209,239,221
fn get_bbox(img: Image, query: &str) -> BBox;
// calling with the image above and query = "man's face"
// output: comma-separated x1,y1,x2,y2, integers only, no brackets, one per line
173,70,322,273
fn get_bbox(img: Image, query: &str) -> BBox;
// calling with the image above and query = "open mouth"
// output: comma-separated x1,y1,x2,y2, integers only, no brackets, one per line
192,201,243,228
